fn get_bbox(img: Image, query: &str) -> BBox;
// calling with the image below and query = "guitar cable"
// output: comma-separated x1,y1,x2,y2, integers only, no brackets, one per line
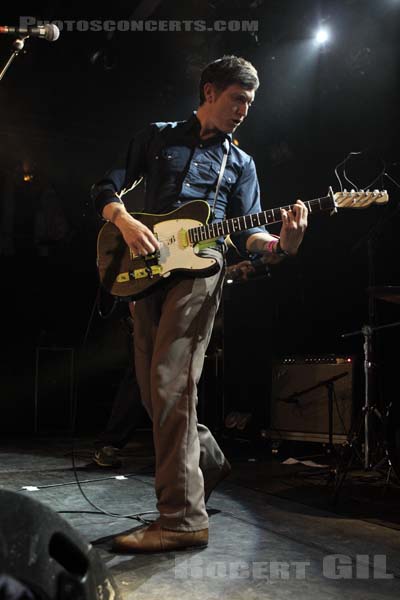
334,151,363,192
334,150,388,194
63,284,159,525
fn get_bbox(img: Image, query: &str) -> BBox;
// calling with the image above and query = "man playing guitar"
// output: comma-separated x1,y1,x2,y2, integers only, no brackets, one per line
92,55,308,552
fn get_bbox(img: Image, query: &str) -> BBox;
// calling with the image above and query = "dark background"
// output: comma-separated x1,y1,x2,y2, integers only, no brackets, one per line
0,0,399,434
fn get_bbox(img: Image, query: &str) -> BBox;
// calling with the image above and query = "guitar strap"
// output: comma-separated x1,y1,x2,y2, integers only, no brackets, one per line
153,123,231,221
210,137,231,221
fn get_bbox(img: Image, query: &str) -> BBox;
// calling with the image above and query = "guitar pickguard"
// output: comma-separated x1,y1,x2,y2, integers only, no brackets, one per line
155,218,216,275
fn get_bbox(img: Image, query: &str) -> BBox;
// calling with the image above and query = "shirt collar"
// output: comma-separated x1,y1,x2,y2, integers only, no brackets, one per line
184,112,232,145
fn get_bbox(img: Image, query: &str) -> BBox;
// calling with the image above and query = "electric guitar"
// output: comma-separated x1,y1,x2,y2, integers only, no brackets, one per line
97,187,388,300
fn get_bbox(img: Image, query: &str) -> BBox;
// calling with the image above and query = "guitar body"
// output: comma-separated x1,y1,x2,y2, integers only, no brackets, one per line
97,200,219,300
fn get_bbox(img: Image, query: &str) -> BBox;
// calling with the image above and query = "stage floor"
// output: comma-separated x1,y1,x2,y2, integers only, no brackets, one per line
1,432,399,599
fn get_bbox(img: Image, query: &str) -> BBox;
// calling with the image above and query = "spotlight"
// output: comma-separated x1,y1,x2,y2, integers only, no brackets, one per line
314,27,330,46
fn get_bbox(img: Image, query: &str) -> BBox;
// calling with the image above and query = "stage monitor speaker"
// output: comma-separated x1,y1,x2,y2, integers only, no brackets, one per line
0,490,120,600
269,356,353,444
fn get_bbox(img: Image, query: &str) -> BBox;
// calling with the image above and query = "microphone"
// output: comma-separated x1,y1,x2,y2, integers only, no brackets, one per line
0,24,60,42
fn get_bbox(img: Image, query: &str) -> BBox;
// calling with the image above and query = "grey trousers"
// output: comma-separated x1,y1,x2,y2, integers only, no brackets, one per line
134,248,227,531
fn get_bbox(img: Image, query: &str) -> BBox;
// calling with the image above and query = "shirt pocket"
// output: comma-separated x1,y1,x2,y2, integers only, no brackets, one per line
158,147,187,174
195,160,219,183
222,162,237,188
211,160,239,194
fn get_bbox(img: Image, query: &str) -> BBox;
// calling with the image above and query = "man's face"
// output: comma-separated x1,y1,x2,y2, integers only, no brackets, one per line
205,83,255,133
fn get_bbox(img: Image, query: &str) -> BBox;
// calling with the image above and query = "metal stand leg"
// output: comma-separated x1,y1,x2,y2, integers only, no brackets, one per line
362,325,372,470
334,321,400,503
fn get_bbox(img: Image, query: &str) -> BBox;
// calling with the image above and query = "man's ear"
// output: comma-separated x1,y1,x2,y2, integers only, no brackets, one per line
203,82,217,103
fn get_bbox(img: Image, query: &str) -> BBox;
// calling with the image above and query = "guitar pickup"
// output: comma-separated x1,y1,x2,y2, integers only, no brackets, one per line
178,228,189,249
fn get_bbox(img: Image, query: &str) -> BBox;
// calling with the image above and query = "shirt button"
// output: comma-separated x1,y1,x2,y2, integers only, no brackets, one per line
194,162,198,166
185,183,191,187
199,144,203,148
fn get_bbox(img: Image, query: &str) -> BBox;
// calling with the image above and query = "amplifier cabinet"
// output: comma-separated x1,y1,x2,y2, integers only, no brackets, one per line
269,357,353,444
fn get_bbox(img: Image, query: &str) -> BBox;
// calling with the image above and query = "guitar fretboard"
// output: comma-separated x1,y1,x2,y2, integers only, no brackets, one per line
188,194,334,244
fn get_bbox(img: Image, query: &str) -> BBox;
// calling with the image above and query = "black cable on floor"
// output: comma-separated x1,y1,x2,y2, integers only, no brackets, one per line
66,285,158,524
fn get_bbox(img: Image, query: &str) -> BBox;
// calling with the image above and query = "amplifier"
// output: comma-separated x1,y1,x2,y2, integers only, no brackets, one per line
268,356,353,444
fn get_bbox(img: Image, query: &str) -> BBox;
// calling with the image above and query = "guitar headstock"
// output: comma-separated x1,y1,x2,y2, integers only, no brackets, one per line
333,189,389,209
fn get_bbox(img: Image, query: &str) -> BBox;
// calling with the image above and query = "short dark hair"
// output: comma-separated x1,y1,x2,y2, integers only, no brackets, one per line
199,55,259,104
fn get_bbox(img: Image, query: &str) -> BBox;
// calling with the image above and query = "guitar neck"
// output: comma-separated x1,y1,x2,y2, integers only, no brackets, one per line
188,194,334,244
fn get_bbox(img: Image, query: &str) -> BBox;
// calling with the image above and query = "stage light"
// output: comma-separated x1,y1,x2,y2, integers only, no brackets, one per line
314,27,330,46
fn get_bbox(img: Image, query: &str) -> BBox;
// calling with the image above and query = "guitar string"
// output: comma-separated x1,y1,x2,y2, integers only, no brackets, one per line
138,204,299,250
132,192,382,253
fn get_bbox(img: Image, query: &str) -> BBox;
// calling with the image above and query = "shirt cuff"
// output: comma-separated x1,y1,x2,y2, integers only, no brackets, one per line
92,188,123,219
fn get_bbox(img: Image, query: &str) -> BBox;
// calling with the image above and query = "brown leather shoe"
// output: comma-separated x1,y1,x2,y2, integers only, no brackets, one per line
112,521,209,553
204,458,232,503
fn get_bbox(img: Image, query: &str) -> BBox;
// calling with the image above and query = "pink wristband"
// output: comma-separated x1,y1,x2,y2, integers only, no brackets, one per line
266,239,278,253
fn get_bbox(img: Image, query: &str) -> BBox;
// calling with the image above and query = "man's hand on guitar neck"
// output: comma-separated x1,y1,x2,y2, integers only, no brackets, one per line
245,199,308,260
279,199,308,255
102,202,160,256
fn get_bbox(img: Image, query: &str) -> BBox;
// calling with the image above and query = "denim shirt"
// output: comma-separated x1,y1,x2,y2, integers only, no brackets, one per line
91,113,266,254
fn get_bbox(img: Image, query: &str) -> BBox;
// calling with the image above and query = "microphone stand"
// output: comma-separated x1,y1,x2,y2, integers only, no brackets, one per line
334,176,400,502
279,372,349,455
0,36,29,83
